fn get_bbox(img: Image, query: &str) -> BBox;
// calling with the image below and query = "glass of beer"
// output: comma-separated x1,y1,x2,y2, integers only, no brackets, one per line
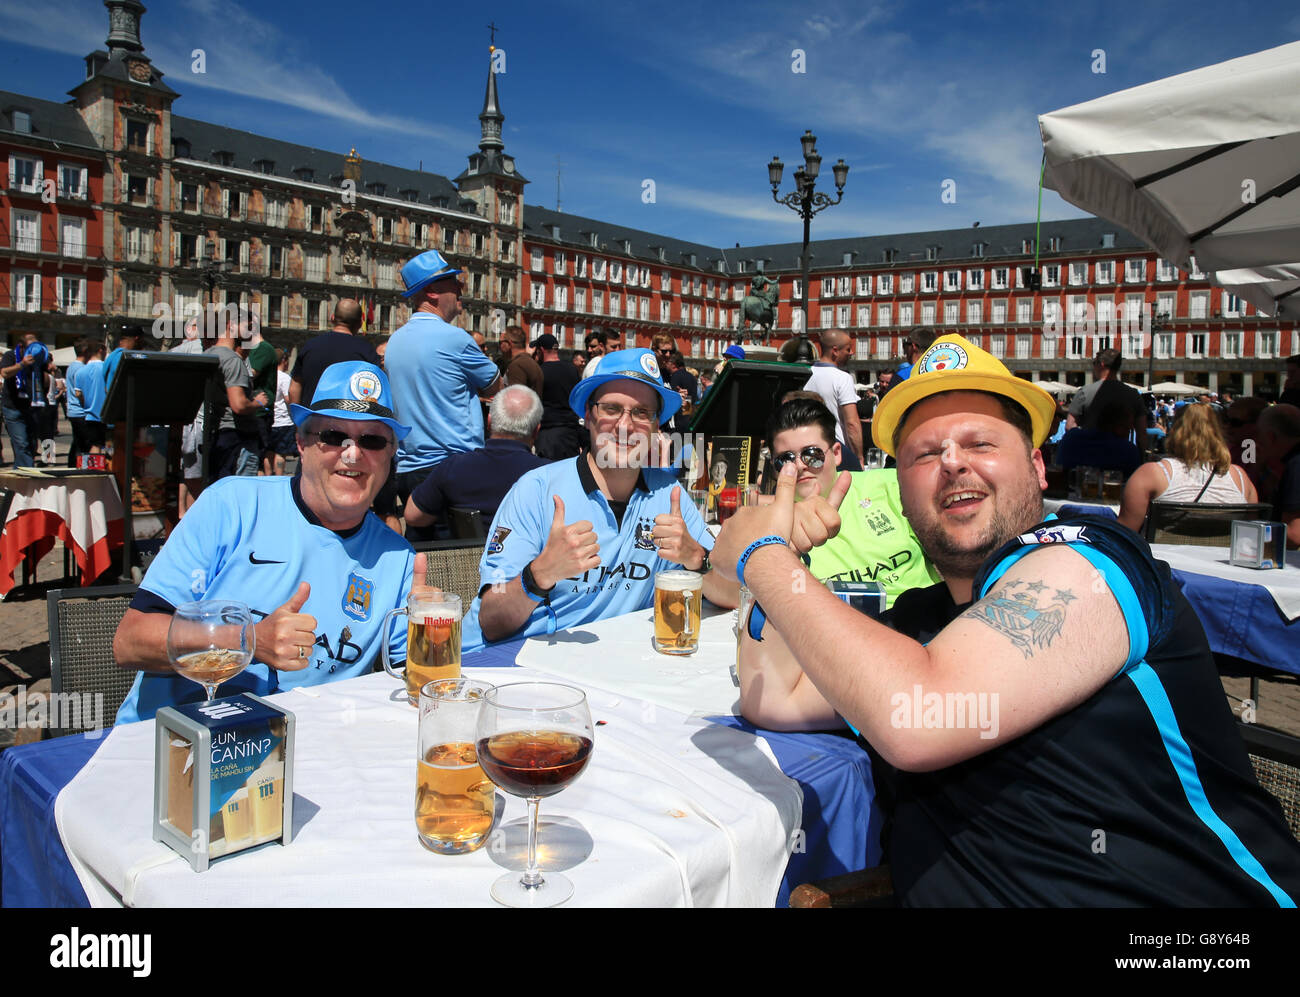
382,593,462,706
654,569,704,656
167,600,255,701
416,678,497,855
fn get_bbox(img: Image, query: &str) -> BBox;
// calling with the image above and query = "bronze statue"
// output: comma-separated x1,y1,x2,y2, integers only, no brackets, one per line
740,274,780,343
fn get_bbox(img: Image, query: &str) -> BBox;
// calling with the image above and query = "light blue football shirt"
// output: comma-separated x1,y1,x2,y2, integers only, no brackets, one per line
115,475,415,723
461,455,713,650
385,312,501,473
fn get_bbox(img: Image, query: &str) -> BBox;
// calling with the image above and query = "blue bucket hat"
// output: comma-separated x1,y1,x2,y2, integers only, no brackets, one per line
399,250,463,298
569,347,681,426
289,361,411,440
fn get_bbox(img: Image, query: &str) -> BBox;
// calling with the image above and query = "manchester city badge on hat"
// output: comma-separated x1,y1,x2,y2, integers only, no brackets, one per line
568,347,681,426
288,361,412,439
399,250,464,299
871,334,1056,456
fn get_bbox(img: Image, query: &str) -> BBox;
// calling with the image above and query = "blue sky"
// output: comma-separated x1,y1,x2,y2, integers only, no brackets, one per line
3,0,1299,249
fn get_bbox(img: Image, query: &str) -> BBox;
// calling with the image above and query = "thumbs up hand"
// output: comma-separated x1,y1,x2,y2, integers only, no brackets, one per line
254,581,319,671
530,495,600,591
653,486,707,570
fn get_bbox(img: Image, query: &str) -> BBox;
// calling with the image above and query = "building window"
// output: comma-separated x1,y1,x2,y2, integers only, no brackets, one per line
1042,265,1060,287
877,303,891,327
306,251,326,283
1069,262,1087,285
966,301,982,323
126,174,149,204
592,258,606,281
12,110,31,133
1043,299,1061,328
555,285,568,311
640,297,650,321
836,276,851,297
1125,259,1146,283
821,277,835,298
898,301,913,326
179,181,200,213
1095,260,1114,284
792,278,802,300
857,305,871,327
1223,293,1244,317
443,227,456,251
126,118,149,152
992,300,1007,324
967,269,984,290
1222,331,1241,358
989,335,1006,358
592,289,603,313
265,198,288,227
895,274,910,294
530,248,544,271
1187,332,1207,358
1016,334,1031,359
1156,258,1177,281
943,301,959,324
13,272,39,311
1258,330,1278,358
575,288,586,312
610,261,623,283
57,277,86,315
58,164,88,199
660,300,671,323
857,275,872,295
126,280,152,318
1040,335,1057,360
819,307,834,328
1096,297,1114,328
12,209,40,252
610,291,621,316
921,301,936,324
554,251,566,275
922,272,938,293
944,270,961,291
177,232,199,266
1016,299,1033,324
991,267,1009,290
123,224,149,263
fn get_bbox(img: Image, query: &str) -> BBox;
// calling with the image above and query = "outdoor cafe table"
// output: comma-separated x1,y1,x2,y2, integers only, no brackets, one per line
0,470,123,597
1152,543,1300,676
0,611,881,907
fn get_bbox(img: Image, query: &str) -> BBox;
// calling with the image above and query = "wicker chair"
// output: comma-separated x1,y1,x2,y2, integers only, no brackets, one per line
1239,721,1300,842
1143,501,1272,546
46,584,138,738
413,538,487,609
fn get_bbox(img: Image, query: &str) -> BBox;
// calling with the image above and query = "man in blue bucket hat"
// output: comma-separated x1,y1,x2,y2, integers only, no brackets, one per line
463,347,733,649
113,361,425,722
385,250,503,519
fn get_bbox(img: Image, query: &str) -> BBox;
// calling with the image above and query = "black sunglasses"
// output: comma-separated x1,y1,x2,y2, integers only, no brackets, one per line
772,445,827,470
308,429,391,452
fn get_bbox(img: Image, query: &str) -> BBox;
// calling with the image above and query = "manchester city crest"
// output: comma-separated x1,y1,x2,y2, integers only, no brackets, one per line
640,352,660,379
918,342,969,374
342,571,374,621
349,369,383,401
487,526,512,555
634,519,656,551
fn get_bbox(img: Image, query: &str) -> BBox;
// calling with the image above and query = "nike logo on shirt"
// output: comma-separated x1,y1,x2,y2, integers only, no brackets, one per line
248,552,285,565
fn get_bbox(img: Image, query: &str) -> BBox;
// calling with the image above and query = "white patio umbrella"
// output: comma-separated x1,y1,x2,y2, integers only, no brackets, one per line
1039,41,1300,318
1149,381,1203,396
1031,380,1078,396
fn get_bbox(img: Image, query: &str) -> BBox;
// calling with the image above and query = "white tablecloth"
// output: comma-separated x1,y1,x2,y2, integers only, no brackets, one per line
1152,543,1300,621
514,608,741,718
0,471,122,551
54,668,800,908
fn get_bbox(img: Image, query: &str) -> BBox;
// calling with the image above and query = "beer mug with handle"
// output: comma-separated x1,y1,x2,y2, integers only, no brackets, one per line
382,593,463,706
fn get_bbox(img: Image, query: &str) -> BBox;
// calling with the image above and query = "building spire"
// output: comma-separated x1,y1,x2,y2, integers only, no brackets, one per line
104,0,147,56
479,42,504,155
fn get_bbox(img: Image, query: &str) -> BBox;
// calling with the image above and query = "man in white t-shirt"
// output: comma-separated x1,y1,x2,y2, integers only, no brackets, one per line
267,349,296,475
803,328,863,471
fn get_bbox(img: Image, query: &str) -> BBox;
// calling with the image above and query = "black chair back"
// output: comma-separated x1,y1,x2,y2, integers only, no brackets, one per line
448,506,487,541
1143,501,1272,546
46,584,138,738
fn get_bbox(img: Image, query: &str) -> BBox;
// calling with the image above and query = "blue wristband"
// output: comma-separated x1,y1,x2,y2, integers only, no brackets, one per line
736,535,788,589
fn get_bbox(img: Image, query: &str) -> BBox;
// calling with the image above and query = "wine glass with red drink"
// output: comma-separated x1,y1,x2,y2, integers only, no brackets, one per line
475,682,594,907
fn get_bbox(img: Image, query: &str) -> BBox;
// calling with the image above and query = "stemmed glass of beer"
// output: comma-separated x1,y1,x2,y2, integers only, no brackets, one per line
475,682,594,907
166,600,255,702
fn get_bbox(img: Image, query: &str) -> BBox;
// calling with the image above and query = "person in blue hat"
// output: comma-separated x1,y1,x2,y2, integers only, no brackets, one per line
464,347,733,649
112,361,426,723
385,250,503,528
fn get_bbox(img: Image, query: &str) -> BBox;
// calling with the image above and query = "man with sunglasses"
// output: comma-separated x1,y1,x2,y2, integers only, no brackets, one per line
714,334,1300,906
113,362,422,723
464,348,729,650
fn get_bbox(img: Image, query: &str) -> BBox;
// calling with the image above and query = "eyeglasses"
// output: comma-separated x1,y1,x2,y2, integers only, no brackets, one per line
593,401,655,426
307,429,392,451
772,445,827,470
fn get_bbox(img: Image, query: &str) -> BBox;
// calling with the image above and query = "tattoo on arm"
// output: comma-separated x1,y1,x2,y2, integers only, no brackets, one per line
959,578,1074,659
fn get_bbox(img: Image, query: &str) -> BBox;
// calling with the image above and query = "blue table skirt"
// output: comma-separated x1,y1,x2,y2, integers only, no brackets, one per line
1170,568,1300,676
1,636,879,907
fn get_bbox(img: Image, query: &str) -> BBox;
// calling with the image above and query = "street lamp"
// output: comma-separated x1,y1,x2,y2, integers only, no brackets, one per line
1147,310,1170,390
769,130,849,363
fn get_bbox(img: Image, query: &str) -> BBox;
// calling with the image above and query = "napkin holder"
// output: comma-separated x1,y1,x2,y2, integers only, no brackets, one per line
154,694,295,871
1229,520,1287,570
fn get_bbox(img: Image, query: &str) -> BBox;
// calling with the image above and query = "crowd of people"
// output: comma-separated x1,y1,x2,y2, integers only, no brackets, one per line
7,244,1300,904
